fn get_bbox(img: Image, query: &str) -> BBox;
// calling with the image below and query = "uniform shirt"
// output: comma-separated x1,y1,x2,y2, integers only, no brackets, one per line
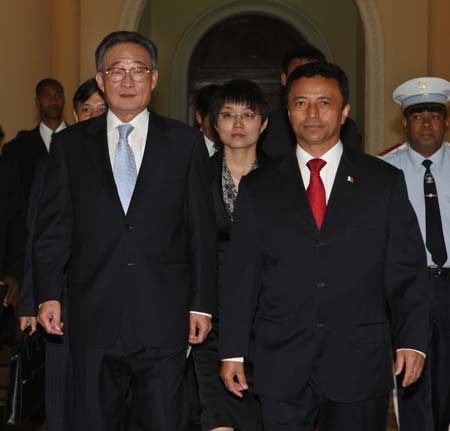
381,142,450,267
39,121,66,152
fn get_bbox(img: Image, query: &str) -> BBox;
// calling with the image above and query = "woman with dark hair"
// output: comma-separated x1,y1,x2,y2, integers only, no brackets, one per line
189,79,270,431
72,78,106,122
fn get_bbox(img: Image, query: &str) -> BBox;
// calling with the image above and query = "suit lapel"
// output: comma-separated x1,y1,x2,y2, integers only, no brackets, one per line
320,146,359,238
83,114,124,213
279,149,318,237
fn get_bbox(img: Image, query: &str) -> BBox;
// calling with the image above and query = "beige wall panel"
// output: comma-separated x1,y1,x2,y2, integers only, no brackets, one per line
0,0,52,141
429,0,450,81
79,0,125,81
50,0,80,124
376,0,428,148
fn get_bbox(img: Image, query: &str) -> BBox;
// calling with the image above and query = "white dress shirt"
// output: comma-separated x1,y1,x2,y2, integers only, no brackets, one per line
39,121,66,152
203,134,217,158
225,140,424,362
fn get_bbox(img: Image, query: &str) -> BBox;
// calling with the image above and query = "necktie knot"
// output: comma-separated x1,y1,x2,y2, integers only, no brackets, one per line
307,158,327,174
118,123,134,140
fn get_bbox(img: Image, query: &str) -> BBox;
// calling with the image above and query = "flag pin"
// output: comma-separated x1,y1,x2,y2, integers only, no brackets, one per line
347,176,354,183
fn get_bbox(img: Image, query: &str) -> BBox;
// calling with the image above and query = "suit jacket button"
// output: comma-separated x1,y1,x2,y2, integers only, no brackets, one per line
317,282,326,288
127,225,134,230
317,322,324,328
127,262,135,267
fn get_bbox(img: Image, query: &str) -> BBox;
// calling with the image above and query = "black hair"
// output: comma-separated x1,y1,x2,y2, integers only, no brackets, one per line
0,125,4,141
285,62,349,107
35,78,64,97
196,84,221,119
281,45,327,73
404,102,447,117
95,31,158,72
73,78,104,110
211,80,270,126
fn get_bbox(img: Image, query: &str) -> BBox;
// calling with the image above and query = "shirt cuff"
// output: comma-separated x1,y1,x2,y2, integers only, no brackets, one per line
190,311,212,318
396,348,426,358
222,357,244,362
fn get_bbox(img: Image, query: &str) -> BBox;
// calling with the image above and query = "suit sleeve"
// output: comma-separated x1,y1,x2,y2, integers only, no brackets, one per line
18,160,47,316
219,179,263,359
385,170,431,353
186,135,218,315
4,163,26,280
33,137,72,305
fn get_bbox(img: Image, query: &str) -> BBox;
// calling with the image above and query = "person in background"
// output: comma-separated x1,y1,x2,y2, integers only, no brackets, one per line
187,79,268,431
72,78,107,122
3,79,66,205
195,84,221,157
18,78,107,431
381,77,450,431
261,45,362,158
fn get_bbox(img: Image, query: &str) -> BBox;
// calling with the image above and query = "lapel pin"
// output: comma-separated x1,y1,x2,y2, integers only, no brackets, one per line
346,176,354,183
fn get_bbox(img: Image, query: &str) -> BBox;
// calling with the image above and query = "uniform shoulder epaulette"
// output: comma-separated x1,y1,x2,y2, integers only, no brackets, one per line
378,142,407,157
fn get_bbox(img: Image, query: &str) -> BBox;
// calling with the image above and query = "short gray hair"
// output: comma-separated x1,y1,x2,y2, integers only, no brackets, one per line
95,31,158,72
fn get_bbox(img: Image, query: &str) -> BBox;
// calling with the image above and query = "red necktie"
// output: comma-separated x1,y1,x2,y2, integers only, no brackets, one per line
306,159,327,229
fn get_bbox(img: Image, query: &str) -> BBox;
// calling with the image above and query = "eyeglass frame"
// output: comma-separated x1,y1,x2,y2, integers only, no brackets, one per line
217,111,261,122
103,66,154,83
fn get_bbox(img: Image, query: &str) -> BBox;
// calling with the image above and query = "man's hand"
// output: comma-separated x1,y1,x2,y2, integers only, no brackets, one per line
2,276,19,307
395,350,425,387
220,361,248,398
19,316,38,335
37,300,64,335
188,313,212,344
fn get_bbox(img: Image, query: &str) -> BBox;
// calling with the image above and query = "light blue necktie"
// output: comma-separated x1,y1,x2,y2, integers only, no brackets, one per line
113,124,137,213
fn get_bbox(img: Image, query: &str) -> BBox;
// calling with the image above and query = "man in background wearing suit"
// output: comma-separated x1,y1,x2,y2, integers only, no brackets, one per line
220,62,430,431
35,31,217,431
261,45,362,158
3,78,66,204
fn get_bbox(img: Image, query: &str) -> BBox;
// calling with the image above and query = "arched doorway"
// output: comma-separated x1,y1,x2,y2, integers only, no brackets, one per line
187,14,307,124
131,0,382,154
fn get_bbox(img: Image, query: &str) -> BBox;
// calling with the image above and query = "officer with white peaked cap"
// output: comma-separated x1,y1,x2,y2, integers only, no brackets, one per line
381,77,450,431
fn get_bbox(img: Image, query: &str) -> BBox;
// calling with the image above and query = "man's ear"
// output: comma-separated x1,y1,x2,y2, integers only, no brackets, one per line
95,72,105,93
150,69,159,91
260,118,269,134
401,116,408,131
341,104,351,125
281,72,287,87
195,111,202,128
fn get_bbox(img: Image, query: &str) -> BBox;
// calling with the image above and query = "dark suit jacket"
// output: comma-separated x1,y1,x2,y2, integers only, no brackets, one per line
33,111,217,349
3,126,47,207
0,157,26,280
220,146,430,403
261,108,363,158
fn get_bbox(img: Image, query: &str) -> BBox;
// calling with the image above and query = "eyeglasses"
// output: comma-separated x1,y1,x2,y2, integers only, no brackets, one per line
218,111,260,123
104,67,152,83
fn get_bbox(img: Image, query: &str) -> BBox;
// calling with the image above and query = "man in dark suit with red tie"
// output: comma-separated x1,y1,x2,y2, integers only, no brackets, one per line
220,62,430,430
35,31,217,431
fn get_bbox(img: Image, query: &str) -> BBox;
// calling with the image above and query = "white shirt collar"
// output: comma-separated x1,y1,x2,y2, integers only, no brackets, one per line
39,120,66,152
203,133,217,157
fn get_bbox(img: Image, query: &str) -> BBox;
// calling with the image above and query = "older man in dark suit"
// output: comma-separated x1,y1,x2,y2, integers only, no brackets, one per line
35,31,217,431
220,63,430,431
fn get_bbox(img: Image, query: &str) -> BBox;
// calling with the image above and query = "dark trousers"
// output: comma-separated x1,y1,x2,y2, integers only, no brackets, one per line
71,321,186,431
396,276,450,431
45,339,74,431
430,277,450,431
396,354,433,431
259,378,389,431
